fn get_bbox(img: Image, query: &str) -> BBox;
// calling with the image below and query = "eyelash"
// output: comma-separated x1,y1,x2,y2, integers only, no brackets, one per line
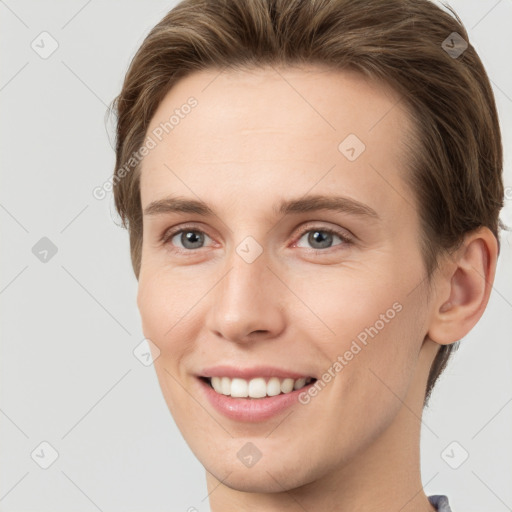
160,223,353,255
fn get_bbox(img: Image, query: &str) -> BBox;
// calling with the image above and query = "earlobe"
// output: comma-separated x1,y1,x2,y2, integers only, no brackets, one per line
427,227,498,346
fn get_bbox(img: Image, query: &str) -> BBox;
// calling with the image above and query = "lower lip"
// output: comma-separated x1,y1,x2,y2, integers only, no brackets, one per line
197,377,316,422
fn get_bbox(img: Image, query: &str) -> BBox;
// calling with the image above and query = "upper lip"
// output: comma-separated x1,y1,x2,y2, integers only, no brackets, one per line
198,365,316,380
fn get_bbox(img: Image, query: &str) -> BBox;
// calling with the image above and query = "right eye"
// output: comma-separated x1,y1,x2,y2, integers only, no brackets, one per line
163,227,214,252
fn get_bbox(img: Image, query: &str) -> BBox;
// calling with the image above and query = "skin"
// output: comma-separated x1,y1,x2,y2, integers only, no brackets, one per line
136,65,497,512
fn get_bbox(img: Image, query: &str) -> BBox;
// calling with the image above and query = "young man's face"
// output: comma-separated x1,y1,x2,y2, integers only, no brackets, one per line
137,66,440,492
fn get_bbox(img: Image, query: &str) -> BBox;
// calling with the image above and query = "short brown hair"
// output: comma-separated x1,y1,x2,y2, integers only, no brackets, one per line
110,0,504,405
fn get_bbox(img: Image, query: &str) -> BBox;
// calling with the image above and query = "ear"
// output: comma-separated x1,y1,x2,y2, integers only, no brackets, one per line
427,227,498,345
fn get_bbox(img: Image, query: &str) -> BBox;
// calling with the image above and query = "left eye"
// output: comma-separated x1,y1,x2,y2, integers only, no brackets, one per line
168,229,213,250
295,228,348,250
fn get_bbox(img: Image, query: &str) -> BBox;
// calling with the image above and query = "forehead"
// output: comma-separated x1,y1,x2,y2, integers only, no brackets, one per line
140,65,415,219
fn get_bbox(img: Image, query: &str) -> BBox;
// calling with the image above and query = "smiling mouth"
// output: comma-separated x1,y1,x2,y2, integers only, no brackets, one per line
199,376,317,399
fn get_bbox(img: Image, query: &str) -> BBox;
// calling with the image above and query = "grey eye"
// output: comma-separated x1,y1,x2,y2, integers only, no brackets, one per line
296,229,343,250
171,230,211,250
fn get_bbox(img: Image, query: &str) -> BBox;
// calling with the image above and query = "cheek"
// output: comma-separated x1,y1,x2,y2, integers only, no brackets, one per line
137,272,199,416
302,269,426,395
137,268,198,339
304,282,426,455
137,279,169,340
291,269,404,343
137,266,218,385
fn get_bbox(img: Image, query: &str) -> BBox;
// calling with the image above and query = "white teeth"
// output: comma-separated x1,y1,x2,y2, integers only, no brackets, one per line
231,378,248,397
248,377,267,398
206,376,313,398
221,377,231,395
211,376,222,393
267,377,281,396
280,378,294,393
293,378,306,390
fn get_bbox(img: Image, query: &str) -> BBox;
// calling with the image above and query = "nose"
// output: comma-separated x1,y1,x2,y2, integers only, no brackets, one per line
204,248,287,344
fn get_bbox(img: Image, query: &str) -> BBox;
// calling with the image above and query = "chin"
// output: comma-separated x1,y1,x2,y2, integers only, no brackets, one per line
204,453,321,493
213,470,301,494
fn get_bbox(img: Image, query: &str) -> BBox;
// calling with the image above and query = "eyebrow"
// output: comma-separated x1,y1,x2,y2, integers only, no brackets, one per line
143,194,379,220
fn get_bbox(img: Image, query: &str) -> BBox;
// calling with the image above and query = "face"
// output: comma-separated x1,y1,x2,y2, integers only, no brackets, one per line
137,65,434,492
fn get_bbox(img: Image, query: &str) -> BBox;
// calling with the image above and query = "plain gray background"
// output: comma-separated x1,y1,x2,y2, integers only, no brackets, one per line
1,1,511,511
